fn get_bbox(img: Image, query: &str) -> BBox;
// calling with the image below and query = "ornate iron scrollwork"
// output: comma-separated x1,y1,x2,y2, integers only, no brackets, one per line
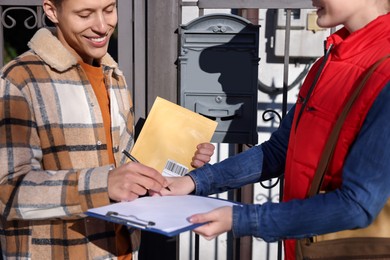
262,109,282,123
1,7,46,29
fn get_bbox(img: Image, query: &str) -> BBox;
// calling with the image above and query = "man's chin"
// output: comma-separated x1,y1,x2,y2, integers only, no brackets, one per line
88,49,109,62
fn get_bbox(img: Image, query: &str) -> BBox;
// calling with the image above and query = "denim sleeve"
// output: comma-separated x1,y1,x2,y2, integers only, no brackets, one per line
260,106,293,180
233,82,390,242
188,106,295,196
188,145,264,196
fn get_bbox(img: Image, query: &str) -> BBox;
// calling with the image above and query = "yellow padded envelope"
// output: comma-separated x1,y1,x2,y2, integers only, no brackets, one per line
129,97,218,175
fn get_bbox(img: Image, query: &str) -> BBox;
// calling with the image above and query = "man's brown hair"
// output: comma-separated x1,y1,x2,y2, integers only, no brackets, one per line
49,0,63,7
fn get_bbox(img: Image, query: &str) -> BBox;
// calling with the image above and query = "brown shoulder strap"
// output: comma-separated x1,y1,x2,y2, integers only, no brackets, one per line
307,54,390,197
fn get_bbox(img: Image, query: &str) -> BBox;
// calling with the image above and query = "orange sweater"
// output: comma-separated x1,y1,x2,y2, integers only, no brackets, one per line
79,62,115,164
80,61,131,260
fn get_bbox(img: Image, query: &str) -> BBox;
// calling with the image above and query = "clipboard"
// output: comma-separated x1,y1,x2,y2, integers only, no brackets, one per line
128,97,218,176
85,195,238,237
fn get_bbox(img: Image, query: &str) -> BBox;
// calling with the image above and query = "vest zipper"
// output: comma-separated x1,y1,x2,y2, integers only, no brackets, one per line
294,44,334,131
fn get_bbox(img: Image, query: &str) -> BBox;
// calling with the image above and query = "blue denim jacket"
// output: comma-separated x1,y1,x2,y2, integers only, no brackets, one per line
189,81,390,242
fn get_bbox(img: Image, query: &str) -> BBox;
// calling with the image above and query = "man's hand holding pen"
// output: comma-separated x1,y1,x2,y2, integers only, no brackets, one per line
107,151,169,202
113,142,214,201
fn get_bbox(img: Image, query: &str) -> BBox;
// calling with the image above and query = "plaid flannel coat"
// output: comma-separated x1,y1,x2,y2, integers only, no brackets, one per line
0,28,140,259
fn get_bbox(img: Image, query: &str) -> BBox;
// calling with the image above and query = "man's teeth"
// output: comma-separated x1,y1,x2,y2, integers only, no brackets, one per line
90,36,106,42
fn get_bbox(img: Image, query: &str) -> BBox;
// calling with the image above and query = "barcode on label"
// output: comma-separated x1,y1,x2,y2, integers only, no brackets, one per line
162,159,188,177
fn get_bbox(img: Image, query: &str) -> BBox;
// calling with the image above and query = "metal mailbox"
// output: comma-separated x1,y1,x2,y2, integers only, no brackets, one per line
179,13,260,144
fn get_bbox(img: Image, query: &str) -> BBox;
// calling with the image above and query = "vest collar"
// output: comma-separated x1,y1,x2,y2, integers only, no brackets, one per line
326,13,390,60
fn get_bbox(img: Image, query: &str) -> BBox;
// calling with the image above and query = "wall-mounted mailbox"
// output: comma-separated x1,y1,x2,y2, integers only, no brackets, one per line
179,13,260,144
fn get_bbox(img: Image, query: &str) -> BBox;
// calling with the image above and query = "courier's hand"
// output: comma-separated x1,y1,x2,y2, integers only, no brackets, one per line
191,143,215,168
108,162,168,202
188,206,233,240
159,175,195,196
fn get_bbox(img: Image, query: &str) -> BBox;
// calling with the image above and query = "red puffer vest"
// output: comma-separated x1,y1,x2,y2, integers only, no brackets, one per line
282,13,390,260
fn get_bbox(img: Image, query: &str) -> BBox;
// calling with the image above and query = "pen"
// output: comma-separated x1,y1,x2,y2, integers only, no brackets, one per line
122,150,171,191
122,150,139,163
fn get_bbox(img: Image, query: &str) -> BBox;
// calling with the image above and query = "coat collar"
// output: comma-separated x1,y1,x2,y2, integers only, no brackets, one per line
28,27,119,72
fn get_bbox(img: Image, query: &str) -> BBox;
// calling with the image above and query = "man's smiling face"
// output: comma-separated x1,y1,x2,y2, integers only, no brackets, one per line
44,0,118,64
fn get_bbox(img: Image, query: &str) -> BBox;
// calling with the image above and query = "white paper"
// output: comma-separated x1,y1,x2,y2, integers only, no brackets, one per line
86,195,238,235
